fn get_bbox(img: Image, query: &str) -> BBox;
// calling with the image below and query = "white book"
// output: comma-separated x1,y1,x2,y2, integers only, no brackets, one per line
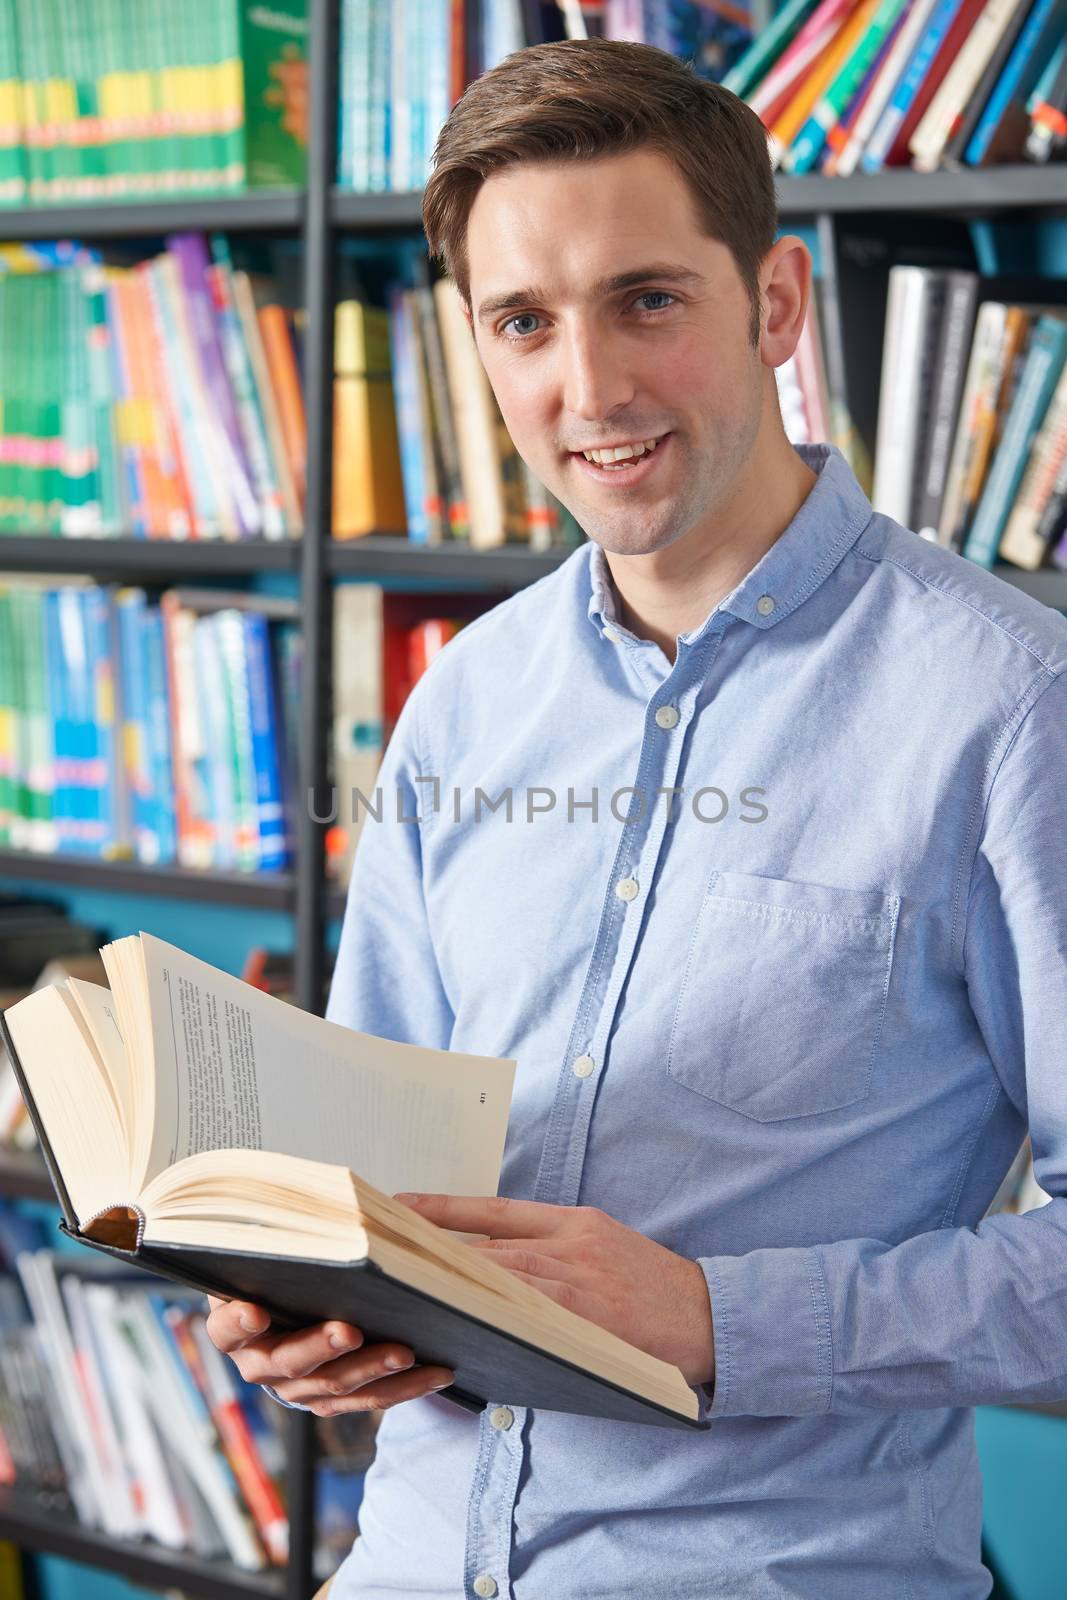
835,0,942,176
908,0,1027,170
84,1281,189,1549
872,267,944,524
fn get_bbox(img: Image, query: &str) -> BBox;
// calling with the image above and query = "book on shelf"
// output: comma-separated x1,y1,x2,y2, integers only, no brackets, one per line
0,229,583,552
326,586,499,885
722,0,1066,171
0,0,307,208
334,0,751,198
857,266,1067,567
1,930,708,1431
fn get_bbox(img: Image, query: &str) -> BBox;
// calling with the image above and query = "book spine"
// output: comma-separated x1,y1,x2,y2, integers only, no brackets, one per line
998,358,1067,566
188,1313,288,1564
215,608,260,873
913,272,979,535
963,315,1067,565
860,0,966,169
241,611,288,870
386,284,428,544
965,0,1062,163
165,231,260,537
206,239,285,539
116,587,152,861
787,0,910,173
143,603,177,861
0,590,13,846
256,303,307,512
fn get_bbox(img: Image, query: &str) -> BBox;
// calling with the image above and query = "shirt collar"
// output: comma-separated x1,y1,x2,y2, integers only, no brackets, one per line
586,443,874,645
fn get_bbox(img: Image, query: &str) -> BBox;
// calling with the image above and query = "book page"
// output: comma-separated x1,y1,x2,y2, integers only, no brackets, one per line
137,933,516,1203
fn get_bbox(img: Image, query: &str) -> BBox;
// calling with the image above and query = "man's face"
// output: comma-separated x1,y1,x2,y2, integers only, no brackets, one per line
464,147,767,558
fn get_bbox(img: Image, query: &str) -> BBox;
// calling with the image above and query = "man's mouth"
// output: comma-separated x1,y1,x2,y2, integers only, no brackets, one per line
572,434,668,469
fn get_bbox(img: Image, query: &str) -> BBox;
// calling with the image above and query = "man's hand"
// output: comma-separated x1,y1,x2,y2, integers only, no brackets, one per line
395,1194,716,1389
204,1298,455,1416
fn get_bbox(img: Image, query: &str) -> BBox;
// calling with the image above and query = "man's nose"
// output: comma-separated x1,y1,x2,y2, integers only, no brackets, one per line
561,323,636,423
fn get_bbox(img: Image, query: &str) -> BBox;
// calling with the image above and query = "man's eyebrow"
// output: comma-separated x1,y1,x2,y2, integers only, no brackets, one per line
476,264,707,326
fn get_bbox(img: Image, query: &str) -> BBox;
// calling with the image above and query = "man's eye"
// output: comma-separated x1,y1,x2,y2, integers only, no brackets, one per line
500,292,676,340
502,313,542,338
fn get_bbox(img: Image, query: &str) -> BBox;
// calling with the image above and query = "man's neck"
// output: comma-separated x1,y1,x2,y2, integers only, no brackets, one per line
604,444,818,665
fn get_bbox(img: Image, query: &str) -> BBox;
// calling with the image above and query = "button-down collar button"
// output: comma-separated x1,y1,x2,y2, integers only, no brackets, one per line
756,594,776,616
489,1405,515,1430
473,1577,498,1598
603,625,622,643
615,876,639,902
655,704,679,730
572,1054,595,1078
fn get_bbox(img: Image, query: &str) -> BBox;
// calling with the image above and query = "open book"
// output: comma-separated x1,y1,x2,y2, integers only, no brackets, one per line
1,933,705,1430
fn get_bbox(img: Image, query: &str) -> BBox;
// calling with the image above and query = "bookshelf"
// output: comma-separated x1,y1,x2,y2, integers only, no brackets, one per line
0,1486,287,1600
0,2,1066,1598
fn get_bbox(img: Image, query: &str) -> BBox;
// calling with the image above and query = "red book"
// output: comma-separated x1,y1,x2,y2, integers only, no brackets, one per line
884,0,988,165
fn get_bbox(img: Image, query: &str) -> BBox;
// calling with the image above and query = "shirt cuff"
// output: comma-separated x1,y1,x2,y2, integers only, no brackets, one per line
696,1245,834,1418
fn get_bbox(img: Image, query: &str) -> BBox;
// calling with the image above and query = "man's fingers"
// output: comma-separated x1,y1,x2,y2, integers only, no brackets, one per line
205,1298,273,1353
233,1321,366,1384
468,1242,586,1283
271,1343,422,1402
274,1361,456,1415
394,1192,567,1239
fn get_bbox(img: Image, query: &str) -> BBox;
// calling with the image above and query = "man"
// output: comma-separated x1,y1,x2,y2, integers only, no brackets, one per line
207,37,1067,1599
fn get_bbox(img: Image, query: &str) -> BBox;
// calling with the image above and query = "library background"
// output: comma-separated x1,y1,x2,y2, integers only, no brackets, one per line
0,0,1065,1596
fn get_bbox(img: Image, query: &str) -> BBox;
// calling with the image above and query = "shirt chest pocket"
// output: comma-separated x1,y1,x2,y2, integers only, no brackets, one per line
666,871,900,1122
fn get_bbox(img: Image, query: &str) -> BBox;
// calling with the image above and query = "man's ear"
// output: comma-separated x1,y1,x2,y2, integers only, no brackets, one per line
758,235,812,370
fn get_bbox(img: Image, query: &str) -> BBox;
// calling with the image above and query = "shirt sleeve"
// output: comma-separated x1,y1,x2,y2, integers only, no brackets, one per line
696,667,1067,1420
265,688,453,1413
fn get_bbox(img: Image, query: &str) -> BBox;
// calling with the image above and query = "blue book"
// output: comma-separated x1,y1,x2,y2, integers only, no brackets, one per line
43,591,71,855
242,612,289,872
967,0,1067,162
860,0,967,171
61,589,93,856
193,615,235,871
387,283,429,545
143,606,177,864
963,315,1067,567
116,589,152,861
83,586,119,857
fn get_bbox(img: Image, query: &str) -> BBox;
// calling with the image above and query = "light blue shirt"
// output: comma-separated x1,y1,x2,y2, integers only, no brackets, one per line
317,442,1067,1599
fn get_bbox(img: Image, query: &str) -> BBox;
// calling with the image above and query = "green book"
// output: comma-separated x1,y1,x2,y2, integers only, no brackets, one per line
0,0,25,205
0,591,13,846
240,0,307,188
12,587,55,852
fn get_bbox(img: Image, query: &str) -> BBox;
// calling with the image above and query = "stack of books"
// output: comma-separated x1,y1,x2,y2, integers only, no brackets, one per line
0,575,504,877
0,1253,292,1570
0,0,307,207
867,268,1067,566
0,579,300,870
725,0,1067,174
0,235,313,542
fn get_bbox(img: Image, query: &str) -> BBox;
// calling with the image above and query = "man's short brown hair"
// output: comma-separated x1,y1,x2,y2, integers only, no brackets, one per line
421,37,778,348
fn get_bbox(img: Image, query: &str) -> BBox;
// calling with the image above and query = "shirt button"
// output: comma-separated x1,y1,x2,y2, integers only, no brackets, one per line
603,625,621,643
473,1577,498,1598
615,876,639,902
655,704,679,730
756,594,775,616
572,1054,595,1078
489,1405,514,1430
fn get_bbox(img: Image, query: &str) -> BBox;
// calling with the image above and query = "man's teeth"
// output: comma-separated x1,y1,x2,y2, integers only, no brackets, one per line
582,437,662,467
